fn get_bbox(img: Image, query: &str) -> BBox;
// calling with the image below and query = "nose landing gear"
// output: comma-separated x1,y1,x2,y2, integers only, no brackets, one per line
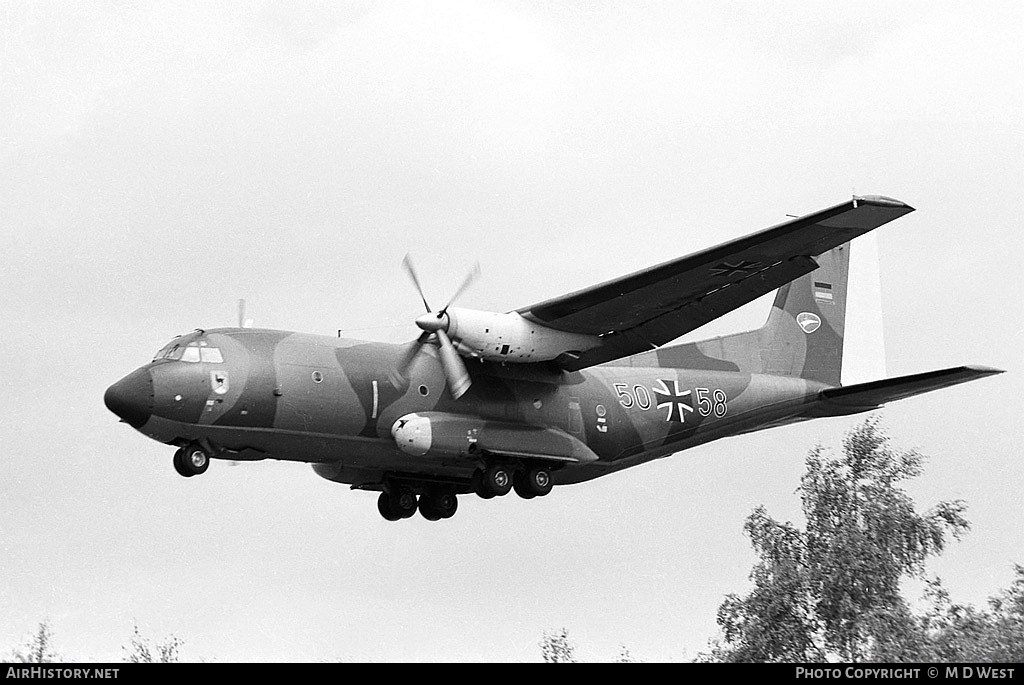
173,444,211,478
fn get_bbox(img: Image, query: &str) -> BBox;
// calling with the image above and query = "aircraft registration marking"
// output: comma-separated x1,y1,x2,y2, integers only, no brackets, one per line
614,381,728,423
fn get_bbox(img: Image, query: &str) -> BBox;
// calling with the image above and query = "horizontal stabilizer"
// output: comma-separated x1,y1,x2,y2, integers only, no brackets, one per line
808,365,1004,416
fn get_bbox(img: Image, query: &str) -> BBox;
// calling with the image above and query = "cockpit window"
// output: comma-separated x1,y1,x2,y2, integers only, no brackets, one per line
200,347,223,363
153,342,181,361
154,339,223,363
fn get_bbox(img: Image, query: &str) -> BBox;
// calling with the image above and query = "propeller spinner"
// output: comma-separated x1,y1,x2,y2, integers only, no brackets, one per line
396,255,480,399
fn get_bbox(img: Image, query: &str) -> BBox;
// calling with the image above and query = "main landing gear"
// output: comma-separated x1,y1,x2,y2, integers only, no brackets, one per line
173,443,211,478
375,462,555,522
474,463,552,500
377,488,458,522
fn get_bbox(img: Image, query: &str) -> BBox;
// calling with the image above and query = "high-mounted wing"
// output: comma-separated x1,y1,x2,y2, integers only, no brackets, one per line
516,195,914,370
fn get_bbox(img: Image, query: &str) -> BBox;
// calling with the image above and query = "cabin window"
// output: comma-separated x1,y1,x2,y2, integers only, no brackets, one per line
180,347,201,363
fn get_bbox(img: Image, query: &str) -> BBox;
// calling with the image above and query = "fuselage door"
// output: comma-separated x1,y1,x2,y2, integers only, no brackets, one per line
567,396,583,436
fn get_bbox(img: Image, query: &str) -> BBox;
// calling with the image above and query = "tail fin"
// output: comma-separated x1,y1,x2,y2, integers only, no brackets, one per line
628,243,851,386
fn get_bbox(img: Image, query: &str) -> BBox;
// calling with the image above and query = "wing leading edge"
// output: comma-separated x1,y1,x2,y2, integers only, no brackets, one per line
516,195,914,370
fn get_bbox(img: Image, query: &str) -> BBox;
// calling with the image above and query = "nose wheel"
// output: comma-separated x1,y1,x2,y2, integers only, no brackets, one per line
173,444,211,477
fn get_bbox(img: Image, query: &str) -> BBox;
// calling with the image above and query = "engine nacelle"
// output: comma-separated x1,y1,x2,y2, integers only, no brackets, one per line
443,308,600,363
390,412,599,463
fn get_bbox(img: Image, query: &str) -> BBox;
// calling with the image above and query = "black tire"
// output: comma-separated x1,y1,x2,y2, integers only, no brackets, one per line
418,496,442,521
180,445,210,477
524,466,553,497
390,490,418,519
377,492,401,521
513,471,536,499
472,470,495,499
483,465,513,497
434,491,458,519
172,448,191,477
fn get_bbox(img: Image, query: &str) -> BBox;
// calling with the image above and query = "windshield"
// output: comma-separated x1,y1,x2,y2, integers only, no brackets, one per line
153,339,223,363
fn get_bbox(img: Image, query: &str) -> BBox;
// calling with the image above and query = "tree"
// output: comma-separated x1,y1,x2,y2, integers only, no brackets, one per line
122,623,183,663
616,645,639,662
540,628,577,663
704,418,970,662
917,567,1024,661
10,622,59,663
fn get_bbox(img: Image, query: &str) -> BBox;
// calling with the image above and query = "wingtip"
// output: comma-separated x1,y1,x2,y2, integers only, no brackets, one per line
962,364,1006,376
853,194,914,211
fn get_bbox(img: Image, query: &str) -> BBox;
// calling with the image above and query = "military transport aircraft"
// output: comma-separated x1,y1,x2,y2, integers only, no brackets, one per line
104,195,1003,521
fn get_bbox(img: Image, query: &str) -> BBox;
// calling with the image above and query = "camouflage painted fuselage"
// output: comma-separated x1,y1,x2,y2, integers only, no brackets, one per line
131,327,826,489
107,203,1003,512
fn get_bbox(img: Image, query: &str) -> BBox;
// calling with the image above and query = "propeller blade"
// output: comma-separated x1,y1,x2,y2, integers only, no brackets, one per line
436,329,471,399
439,262,481,315
390,331,431,386
401,254,432,313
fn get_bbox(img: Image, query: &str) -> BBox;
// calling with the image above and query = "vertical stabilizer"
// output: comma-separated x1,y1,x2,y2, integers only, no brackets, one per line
627,243,853,387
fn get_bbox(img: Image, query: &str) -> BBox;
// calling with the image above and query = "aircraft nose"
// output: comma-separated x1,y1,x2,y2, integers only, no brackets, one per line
104,367,154,429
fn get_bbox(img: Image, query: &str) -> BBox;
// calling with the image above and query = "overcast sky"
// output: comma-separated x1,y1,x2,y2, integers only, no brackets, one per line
1,1,1022,662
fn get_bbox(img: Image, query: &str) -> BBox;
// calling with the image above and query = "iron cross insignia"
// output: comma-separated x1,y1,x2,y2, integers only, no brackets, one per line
709,260,760,278
653,379,693,423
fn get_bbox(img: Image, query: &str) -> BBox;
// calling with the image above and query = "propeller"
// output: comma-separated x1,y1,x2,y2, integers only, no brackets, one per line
394,255,479,399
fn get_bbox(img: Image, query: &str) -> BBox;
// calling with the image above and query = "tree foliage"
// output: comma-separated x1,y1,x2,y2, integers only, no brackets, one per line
122,623,183,663
540,628,577,663
916,568,1024,662
704,418,972,662
9,622,59,663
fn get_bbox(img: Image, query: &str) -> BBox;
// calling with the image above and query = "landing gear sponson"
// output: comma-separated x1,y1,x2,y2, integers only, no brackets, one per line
375,462,555,521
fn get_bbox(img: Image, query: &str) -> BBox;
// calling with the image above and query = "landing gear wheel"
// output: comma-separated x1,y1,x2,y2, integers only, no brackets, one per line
172,447,190,477
482,465,513,497
516,466,553,498
419,490,458,520
177,445,210,477
513,471,535,499
389,489,419,519
418,496,442,521
377,492,401,521
472,470,495,499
